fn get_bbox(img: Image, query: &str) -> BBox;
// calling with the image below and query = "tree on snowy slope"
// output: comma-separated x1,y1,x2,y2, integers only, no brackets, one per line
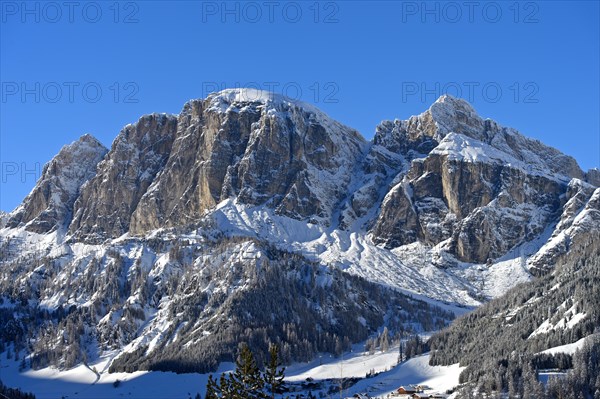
0,381,36,399
230,343,264,399
264,344,286,399
206,343,288,399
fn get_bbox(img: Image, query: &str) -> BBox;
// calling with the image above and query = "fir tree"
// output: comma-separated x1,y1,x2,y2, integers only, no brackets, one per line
380,327,390,352
230,343,264,399
263,344,285,399
206,375,220,399
219,373,233,399
398,338,404,364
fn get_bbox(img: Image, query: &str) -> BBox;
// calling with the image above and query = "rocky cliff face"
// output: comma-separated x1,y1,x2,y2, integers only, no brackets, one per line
528,181,600,273
34,90,365,242
369,96,586,263
0,211,7,229
68,114,178,242
6,134,107,233
129,89,365,234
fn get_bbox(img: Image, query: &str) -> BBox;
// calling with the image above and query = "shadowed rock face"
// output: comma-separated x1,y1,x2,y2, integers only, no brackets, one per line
68,114,178,242
6,134,108,233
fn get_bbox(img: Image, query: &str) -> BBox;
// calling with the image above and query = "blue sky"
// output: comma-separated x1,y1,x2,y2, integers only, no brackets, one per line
1,1,599,211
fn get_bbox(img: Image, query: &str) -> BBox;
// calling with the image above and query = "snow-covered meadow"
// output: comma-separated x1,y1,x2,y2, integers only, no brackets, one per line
1,345,462,399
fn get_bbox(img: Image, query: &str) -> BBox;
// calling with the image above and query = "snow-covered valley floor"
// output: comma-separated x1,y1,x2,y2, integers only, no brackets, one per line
1,345,462,399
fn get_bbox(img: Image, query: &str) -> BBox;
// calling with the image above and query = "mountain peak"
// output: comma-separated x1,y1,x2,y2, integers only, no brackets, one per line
208,87,308,105
56,134,107,163
6,135,108,233
426,94,481,137
431,93,477,115
78,133,102,145
586,168,600,186
205,88,327,119
372,94,484,155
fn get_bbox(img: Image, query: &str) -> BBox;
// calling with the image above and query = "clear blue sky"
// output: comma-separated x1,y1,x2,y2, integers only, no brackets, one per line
1,1,599,211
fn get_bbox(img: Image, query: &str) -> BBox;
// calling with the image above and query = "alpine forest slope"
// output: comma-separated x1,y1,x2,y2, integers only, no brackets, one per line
429,218,600,398
0,88,598,379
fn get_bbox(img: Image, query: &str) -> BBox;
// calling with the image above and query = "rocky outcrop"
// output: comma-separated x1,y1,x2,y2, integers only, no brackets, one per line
129,89,365,234
528,181,600,273
6,134,107,233
372,148,566,262
586,168,600,186
128,97,260,233
337,95,478,229
0,211,7,229
68,114,178,242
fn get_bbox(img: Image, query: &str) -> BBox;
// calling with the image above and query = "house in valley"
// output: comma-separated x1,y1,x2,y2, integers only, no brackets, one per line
397,386,419,395
410,394,446,399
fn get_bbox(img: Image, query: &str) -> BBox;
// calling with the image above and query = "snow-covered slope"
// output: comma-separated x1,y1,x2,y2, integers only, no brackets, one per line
0,345,462,399
537,335,593,356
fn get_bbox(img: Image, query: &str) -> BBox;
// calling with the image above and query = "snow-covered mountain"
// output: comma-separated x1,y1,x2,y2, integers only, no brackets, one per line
0,89,598,376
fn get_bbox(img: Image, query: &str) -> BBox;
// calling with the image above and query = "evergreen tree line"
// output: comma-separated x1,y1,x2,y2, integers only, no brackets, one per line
0,380,36,399
543,335,600,399
454,335,600,399
364,328,429,362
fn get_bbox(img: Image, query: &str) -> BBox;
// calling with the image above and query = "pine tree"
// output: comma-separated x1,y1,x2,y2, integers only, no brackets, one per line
206,375,220,399
263,344,285,399
205,343,293,399
230,343,264,399
219,373,234,399
398,339,404,364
